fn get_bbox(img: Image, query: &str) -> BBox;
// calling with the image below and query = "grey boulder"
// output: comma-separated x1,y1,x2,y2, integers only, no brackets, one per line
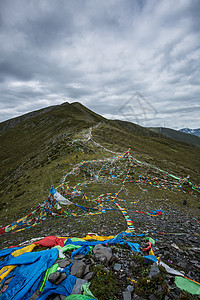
93,244,113,263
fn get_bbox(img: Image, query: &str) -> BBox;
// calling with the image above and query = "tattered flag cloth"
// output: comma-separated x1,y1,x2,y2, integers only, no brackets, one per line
175,276,200,295
34,236,65,248
53,192,72,206
0,248,59,299
0,232,140,299
0,244,37,282
0,232,200,298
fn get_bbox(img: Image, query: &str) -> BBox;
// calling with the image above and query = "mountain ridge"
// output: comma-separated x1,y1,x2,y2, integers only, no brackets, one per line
149,126,200,148
0,104,59,134
179,127,200,138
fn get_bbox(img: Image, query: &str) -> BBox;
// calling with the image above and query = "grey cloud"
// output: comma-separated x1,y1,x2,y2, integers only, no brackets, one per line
0,61,33,82
64,86,93,99
161,106,200,115
0,0,199,129
21,6,74,48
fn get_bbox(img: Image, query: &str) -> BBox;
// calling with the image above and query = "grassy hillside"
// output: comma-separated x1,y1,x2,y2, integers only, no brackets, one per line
0,102,200,299
149,126,200,148
113,119,161,137
0,102,199,239
0,102,105,182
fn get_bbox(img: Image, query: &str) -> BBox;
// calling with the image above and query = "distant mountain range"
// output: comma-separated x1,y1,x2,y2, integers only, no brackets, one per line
179,128,200,138
149,127,200,148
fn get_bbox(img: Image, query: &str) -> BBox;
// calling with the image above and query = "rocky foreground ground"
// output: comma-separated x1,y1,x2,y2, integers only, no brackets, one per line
0,201,199,299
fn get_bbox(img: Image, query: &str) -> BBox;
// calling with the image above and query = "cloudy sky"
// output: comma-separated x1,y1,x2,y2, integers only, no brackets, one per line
0,0,199,129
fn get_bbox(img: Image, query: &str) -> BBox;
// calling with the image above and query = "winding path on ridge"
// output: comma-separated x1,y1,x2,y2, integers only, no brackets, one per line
1,122,199,237
0,122,200,294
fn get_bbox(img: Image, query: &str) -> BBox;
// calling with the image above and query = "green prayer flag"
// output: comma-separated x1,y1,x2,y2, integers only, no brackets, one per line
144,237,156,245
175,276,200,295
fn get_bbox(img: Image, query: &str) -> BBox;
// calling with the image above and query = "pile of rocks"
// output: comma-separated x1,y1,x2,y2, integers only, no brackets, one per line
43,241,200,299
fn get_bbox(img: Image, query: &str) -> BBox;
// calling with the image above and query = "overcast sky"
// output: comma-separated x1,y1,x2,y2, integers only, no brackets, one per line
0,0,199,129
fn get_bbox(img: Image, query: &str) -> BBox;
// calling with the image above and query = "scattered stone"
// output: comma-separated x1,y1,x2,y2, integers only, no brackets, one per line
93,244,113,263
177,261,186,269
149,263,160,278
68,258,76,263
48,271,67,285
130,261,138,268
157,285,162,293
194,264,200,269
57,259,71,268
171,243,180,250
170,293,179,299
55,273,67,285
171,287,180,298
71,278,88,294
83,265,90,275
48,272,61,284
125,285,134,293
113,263,122,271
132,294,140,300
73,254,85,260
148,294,157,300
83,271,94,281
82,257,94,265
70,260,86,278
123,291,132,300
191,260,199,264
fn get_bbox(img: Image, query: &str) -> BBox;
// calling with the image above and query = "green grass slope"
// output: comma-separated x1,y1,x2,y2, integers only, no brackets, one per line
0,102,199,242
112,120,160,138
0,102,106,182
94,122,200,183
0,102,200,299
